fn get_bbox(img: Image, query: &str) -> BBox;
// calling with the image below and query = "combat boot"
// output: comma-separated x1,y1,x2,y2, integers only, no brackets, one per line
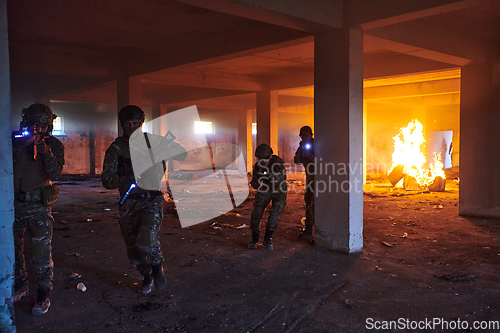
248,232,259,249
139,273,154,294
299,225,313,238
13,279,29,302
263,230,274,250
151,264,166,291
31,289,50,316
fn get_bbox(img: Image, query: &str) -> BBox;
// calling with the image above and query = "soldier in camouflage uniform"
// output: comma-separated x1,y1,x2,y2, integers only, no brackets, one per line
294,126,315,238
249,144,287,250
12,103,65,315
102,105,187,294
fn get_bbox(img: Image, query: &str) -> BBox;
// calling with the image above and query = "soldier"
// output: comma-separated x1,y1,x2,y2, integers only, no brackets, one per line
294,125,315,238
248,144,287,250
102,105,187,294
12,103,65,315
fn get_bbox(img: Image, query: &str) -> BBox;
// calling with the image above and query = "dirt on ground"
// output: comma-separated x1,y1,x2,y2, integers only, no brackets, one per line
13,172,500,333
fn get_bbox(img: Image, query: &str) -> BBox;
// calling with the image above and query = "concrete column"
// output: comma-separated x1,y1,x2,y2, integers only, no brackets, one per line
0,0,16,330
89,117,96,175
160,104,168,136
314,28,364,253
237,109,250,175
454,105,460,168
459,43,500,218
247,109,253,173
152,103,161,134
363,100,367,185
116,77,142,136
256,91,278,154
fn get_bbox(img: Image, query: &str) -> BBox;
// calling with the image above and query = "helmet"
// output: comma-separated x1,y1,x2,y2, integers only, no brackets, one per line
299,125,313,136
118,105,145,122
255,144,273,158
21,103,55,126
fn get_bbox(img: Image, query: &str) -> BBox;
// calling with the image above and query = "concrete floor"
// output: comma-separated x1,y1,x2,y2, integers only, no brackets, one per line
13,173,500,332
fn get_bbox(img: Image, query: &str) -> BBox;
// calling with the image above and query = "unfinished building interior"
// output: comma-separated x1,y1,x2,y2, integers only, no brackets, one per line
1,0,500,332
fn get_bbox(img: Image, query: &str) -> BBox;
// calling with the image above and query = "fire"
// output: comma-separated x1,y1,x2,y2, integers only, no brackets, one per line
388,119,446,187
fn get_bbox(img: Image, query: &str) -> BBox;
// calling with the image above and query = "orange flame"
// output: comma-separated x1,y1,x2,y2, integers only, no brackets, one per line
388,119,446,187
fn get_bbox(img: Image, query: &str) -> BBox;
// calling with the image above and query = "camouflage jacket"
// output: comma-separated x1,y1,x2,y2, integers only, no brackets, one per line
251,155,287,194
102,133,187,196
294,138,314,175
13,135,65,194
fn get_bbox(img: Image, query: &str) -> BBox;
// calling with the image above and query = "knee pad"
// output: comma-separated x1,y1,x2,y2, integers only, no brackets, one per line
137,227,156,247
32,240,49,259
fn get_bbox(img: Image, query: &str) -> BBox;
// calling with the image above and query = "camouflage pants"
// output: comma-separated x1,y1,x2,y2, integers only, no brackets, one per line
119,195,165,275
13,200,54,292
250,190,287,233
304,174,315,228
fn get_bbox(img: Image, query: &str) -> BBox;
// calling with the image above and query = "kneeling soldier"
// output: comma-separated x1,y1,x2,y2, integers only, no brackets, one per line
249,144,287,250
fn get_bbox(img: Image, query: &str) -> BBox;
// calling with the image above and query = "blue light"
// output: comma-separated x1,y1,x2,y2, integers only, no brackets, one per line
305,144,311,150
22,130,29,136
119,183,137,205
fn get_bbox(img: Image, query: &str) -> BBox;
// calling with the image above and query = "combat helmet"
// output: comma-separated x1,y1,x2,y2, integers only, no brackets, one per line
118,105,145,123
299,125,313,136
255,143,273,158
20,103,56,132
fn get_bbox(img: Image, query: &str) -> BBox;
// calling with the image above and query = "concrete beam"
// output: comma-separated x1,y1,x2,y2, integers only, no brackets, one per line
10,71,113,102
364,35,471,66
144,84,251,106
347,0,480,28
278,95,313,107
50,80,254,107
364,50,455,79
364,68,460,87
278,104,313,114
9,44,124,78
364,77,460,100
367,93,461,107
169,93,255,110
365,20,488,64
268,70,313,90
130,25,310,76
50,82,117,104
142,69,266,91
176,0,342,32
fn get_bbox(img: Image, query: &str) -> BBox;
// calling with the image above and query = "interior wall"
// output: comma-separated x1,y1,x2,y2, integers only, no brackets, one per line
9,76,460,178
169,108,239,172
168,105,314,172
278,110,314,165
366,105,413,175
50,102,117,175
365,102,459,177
425,105,460,168
200,108,239,170
10,99,116,175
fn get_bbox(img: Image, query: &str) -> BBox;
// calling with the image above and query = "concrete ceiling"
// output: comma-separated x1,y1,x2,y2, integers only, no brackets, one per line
6,0,500,108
